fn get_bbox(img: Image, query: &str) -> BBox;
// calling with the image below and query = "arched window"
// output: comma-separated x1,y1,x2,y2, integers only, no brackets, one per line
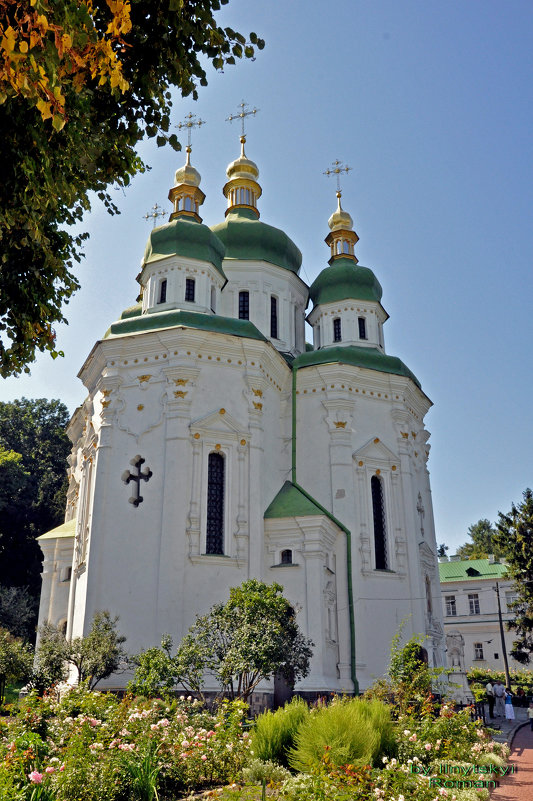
184,196,192,211
206,452,225,554
281,549,293,565
371,475,388,570
270,296,278,339
358,317,367,340
343,240,350,254
333,317,342,342
185,278,195,302
239,290,249,320
158,279,167,304
425,575,433,615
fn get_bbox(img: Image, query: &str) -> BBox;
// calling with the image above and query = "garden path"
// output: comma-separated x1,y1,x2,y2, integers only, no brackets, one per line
490,725,533,800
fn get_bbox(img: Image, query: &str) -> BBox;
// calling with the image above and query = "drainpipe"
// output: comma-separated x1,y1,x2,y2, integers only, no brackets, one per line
291,363,358,694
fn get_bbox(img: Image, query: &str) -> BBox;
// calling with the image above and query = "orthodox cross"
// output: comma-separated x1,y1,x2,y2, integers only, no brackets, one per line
177,112,206,150
226,100,259,139
323,159,352,194
416,492,425,538
122,456,153,507
143,203,166,228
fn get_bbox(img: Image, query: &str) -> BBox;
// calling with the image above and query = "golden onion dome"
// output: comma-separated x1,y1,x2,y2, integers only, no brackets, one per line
328,191,353,232
174,147,201,188
226,136,259,181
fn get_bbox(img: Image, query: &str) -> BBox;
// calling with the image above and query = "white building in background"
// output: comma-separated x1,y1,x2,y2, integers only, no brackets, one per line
439,555,519,673
37,130,445,702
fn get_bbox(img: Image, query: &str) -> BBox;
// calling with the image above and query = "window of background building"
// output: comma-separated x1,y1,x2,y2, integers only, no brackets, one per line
445,595,457,616
474,642,484,660
468,593,480,615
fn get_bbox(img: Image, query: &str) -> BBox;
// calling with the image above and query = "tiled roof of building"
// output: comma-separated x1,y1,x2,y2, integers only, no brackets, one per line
438,557,508,583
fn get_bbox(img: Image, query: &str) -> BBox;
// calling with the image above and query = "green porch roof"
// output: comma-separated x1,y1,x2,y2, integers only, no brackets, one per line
104,308,267,342
439,558,508,583
264,481,330,519
38,518,77,541
293,345,421,389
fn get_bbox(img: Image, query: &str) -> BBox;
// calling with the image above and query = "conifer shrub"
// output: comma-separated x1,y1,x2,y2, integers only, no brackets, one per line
288,697,396,772
251,696,309,766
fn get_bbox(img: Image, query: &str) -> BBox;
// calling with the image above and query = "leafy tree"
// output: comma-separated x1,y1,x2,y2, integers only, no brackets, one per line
0,585,38,640
0,399,70,634
494,489,533,664
35,611,128,691
131,580,313,702
456,518,507,560
437,543,448,558
0,0,264,376
0,628,34,704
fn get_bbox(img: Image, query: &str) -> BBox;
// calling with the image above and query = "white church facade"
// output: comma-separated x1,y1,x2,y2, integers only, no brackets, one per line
37,130,445,698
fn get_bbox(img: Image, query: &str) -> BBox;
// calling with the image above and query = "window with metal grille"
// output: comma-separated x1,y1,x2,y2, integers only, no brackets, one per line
371,475,388,570
206,452,224,554
281,549,292,565
158,279,167,304
270,296,278,339
358,317,367,339
468,593,480,615
445,595,457,616
474,642,484,660
185,278,195,302
239,291,249,320
333,318,342,342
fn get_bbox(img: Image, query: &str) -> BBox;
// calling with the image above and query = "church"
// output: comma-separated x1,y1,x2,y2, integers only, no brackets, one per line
37,117,445,700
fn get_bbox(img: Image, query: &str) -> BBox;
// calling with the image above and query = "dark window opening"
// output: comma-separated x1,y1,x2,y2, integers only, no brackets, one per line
239,291,250,320
371,475,388,569
333,317,342,342
158,279,167,304
210,286,216,313
270,296,278,339
358,317,367,340
281,549,293,565
185,278,195,302
206,452,224,554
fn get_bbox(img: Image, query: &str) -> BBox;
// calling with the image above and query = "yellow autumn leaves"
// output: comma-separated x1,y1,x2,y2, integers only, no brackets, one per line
0,0,131,129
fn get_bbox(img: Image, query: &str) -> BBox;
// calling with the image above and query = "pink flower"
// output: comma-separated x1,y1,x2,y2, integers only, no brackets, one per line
28,771,43,784
424,743,432,751
59,765,65,772
201,755,207,761
45,767,55,774
408,734,417,742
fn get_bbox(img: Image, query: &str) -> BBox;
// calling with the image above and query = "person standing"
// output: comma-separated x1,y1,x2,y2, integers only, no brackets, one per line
494,680,506,717
485,680,495,719
505,689,515,720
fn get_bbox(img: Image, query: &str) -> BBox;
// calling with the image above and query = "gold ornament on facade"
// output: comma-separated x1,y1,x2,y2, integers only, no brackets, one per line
219,408,226,415
137,375,152,383
374,437,380,443
253,402,263,411
137,405,144,411
252,388,263,397
334,421,347,429
358,460,364,467
214,444,221,451
392,465,397,471
174,378,188,386
375,469,381,475
174,391,187,398
101,400,111,409
240,439,247,446
401,432,409,439
193,433,200,440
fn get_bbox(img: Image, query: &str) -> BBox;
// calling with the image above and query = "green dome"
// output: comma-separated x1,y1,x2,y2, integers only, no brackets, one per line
309,257,383,307
142,217,226,277
293,344,421,389
211,208,302,274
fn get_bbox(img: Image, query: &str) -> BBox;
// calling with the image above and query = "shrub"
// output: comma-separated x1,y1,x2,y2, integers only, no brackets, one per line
242,757,291,785
251,696,309,766
288,697,396,772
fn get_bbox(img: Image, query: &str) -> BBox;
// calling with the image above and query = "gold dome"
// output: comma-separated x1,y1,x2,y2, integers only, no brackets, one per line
328,192,354,232
174,147,201,188
226,136,260,181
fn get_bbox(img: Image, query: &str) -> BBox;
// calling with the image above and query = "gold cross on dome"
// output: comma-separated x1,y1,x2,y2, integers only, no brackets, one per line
324,159,353,194
143,203,166,228
177,112,206,149
226,100,259,139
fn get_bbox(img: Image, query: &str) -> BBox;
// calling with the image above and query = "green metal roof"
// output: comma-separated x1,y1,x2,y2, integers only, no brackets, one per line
293,345,421,389
265,481,328,519
38,518,77,540
439,558,508,583
104,308,267,342
309,258,383,306
211,208,302,274
142,217,226,276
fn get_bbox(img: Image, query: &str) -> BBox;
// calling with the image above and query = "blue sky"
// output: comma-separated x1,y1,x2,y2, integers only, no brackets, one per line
2,0,532,553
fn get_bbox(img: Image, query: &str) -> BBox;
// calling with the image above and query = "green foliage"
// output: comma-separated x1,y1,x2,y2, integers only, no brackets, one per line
456,518,506,560
0,586,38,641
0,0,264,377
242,758,291,785
288,698,396,773
494,489,533,663
251,696,309,767
35,611,127,692
134,580,313,702
0,628,33,704
467,665,533,692
0,399,70,636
